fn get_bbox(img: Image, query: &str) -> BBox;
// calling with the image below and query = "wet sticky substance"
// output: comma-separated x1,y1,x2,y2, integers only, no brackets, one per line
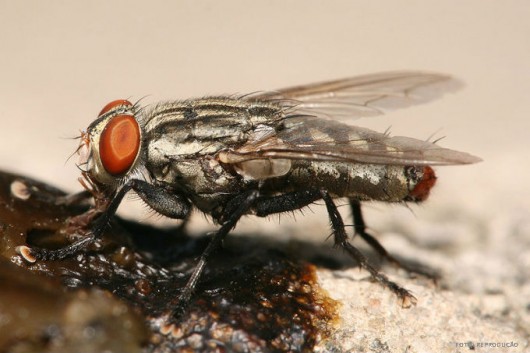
0,170,339,353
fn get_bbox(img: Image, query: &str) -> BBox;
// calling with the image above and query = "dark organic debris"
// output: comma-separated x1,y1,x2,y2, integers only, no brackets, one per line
0,171,339,353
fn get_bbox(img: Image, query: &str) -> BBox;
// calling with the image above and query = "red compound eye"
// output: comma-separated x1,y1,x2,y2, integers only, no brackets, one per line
98,99,133,117
99,115,140,175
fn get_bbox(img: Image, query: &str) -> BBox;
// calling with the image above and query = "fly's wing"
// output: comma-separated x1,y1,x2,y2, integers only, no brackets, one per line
251,71,463,120
224,116,481,167
222,72,480,168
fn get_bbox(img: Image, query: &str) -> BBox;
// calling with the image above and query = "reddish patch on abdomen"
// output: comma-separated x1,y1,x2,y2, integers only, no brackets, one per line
409,166,437,202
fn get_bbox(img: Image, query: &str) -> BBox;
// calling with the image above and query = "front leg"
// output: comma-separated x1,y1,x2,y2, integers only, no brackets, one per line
133,180,191,219
18,179,191,262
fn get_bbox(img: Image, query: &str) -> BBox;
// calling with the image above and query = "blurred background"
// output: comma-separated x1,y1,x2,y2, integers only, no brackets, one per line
0,1,528,294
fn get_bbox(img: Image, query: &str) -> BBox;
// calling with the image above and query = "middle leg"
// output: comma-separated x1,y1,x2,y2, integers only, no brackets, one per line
166,189,260,325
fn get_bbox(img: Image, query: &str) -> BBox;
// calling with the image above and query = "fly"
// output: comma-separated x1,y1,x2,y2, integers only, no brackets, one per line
18,72,481,327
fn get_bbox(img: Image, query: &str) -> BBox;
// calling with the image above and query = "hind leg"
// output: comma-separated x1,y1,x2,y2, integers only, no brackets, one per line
350,199,439,280
323,192,416,307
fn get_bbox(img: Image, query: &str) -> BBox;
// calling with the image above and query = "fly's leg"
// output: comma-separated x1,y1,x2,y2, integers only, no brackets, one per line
17,184,131,262
322,191,417,307
253,190,417,306
17,179,190,262
350,199,439,280
215,189,321,224
163,190,259,328
133,180,191,219
255,189,322,216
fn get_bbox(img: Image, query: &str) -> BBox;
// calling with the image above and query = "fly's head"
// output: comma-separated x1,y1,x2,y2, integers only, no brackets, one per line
76,99,146,189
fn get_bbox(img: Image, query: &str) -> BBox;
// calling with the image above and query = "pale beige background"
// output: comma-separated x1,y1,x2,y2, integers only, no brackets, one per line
0,1,529,349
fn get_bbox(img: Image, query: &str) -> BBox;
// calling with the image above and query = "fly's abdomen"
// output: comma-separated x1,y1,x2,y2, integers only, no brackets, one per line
281,161,436,202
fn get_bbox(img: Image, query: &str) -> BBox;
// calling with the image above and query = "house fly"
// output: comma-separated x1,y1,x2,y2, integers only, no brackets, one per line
18,71,481,325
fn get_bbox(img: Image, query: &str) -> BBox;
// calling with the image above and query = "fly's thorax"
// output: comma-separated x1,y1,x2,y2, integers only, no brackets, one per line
142,97,285,194
145,134,245,209
143,97,283,138
148,154,245,213
79,100,146,186
144,135,241,198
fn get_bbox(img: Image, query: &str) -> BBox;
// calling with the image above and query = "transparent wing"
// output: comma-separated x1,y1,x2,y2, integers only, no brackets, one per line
223,116,481,167
252,71,463,120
